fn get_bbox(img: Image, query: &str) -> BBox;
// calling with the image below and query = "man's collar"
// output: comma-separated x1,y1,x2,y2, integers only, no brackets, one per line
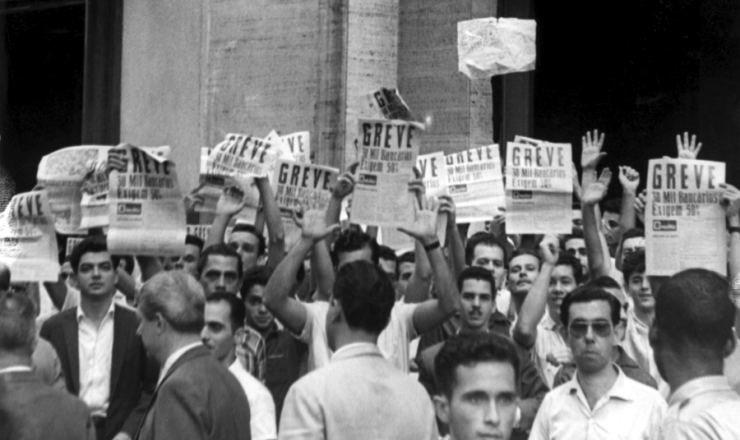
331,342,381,363
668,375,733,408
568,364,634,402
76,299,116,322
158,342,203,387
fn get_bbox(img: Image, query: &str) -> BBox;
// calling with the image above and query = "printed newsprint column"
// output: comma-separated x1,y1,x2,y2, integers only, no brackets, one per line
198,147,258,226
37,145,110,234
445,145,505,223
108,146,186,256
646,158,726,276
277,132,310,164
0,190,60,281
417,152,448,198
350,119,423,228
505,142,573,234
457,17,537,80
272,160,338,249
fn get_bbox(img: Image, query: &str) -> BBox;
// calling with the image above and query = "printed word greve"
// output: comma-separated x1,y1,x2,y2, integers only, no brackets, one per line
130,148,171,175
222,135,272,163
417,156,440,178
651,162,719,190
446,146,494,165
277,163,333,190
360,122,416,149
510,145,565,168
10,193,44,218
285,135,306,154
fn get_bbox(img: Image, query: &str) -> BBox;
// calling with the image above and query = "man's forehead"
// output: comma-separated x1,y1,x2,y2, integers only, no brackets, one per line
79,251,113,264
228,231,259,245
205,300,231,320
568,300,612,320
474,244,504,259
509,254,539,268
184,244,201,256
552,264,575,279
461,278,493,295
453,361,517,393
564,238,585,248
204,254,239,271
622,237,645,249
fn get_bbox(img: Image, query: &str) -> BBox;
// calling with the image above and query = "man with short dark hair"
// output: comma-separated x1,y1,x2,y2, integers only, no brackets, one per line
433,333,521,440
530,285,665,440
135,271,251,440
40,235,155,440
563,228,589,281
171,234,204,278
198,243,244,295
279,260,437,439
0,291,96,440
651,269,740,439
202,293,276,440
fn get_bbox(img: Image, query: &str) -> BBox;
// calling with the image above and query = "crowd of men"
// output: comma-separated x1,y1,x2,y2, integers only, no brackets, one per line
1,131,740,440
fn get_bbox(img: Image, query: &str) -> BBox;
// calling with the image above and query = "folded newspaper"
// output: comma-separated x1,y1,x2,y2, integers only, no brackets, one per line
458,17,537,80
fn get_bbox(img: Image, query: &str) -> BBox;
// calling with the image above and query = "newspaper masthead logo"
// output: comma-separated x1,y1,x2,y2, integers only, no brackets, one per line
448,184,468,194
117,203,142,215
512,191,533,200
358,174,377,186
652,220,677,231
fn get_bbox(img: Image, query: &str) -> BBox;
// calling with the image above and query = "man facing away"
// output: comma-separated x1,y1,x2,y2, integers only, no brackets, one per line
0,290,95,440
279,260,437,439
40,236,155,440
529,285,665,440
134,271,251,440
202,292,277,440
433,333,521,440
651,269,740,440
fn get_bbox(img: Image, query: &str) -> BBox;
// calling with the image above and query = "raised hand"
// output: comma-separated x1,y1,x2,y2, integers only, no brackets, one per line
490,207,506,237
581,168,612,205
720,183,740,218
183,183,206,213
398,196,440,245
618,166,640,194
634,189,647,224
676,132,703,160
408,170,426,208
572,162,582,201
331,164,358,200
581,129,606,170
216,185,247,216
293,206,341,242
438,195,457,225
539,234,560,265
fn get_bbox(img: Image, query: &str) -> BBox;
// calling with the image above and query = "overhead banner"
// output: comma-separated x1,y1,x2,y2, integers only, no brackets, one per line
646,158,726,276
445,145,505,223
0,190,60,281
108,146,186,256
350,119,423,228
505,142,572,234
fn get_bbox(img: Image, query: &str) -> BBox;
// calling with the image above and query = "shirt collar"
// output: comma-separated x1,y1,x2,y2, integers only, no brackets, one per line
0,365,33,375
158,342,202,387
668,375,733,408
568,364,634,402
77,300,116,322
542,310,561,331
331,342,380,363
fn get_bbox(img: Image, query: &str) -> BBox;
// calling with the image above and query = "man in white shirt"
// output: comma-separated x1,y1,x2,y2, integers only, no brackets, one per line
651,268,740,440
263,196,459,373
202,292,277,440
529,285,665,440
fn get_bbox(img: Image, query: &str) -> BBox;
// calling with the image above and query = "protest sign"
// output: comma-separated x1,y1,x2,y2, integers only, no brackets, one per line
417,152,448,198
65,236,85,257
505,142,572,234
108,146,186,256
350,119,423,227
646,158,726,276
458,17,536,80
366,88,416,122
272,160,338,248
186,224,211,242
0,190,60,281
444,145,505,223
37,145,110,234
197,147,259,226
276,132,310,164
207,133,282,181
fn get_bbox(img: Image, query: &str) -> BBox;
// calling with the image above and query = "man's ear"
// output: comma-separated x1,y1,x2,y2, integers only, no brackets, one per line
155,312,167,334
723,334,736,359
433,395,451,425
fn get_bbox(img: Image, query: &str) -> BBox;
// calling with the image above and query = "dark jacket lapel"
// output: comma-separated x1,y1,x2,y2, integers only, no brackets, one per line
62,311,80,394
110,305,131,396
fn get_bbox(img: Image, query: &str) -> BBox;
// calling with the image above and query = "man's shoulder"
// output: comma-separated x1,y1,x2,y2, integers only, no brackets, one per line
419,341,443,367
5,374,87,413
40,307,75,329
620,373,665,403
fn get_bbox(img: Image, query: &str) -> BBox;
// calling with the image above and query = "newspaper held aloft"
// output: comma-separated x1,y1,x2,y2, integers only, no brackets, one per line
505,142,573,234
37,145,110,234
350,119,423,228
276,132,310,164
417,152,448,198
271,160,338,249
457,17,537,80
0,190,60,281
445,145,505,223
208,133,283,182
646,158,726,276
197,147,259,226
108,146,186,256
366,88,416,122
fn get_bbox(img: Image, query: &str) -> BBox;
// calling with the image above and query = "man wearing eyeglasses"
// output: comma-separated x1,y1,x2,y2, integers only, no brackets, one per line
529,285,666,440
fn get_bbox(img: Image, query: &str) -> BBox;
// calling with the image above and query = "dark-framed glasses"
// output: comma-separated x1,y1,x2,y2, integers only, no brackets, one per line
568,320,612,338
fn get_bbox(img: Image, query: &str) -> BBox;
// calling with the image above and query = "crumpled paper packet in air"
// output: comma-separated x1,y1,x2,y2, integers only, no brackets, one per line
458,17,537,79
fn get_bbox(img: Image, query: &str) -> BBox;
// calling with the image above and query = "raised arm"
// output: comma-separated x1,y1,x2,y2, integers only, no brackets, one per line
618,166,640,235
263,209,340,335
404,179,433,303
582,169,614,279
722,183,740,279
205,185,248,249
676,132,703,160
254,177,286,269
513,236,559,349
399,197,460,335
440,195,465,279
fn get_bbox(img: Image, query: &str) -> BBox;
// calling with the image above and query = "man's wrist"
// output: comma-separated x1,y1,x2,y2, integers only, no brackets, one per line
729,215,740,227
421,237,439,248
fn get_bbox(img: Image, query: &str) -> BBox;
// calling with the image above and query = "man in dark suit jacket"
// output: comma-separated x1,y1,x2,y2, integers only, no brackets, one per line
135,271,251,440
39,236,155,440
0,290,96,440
